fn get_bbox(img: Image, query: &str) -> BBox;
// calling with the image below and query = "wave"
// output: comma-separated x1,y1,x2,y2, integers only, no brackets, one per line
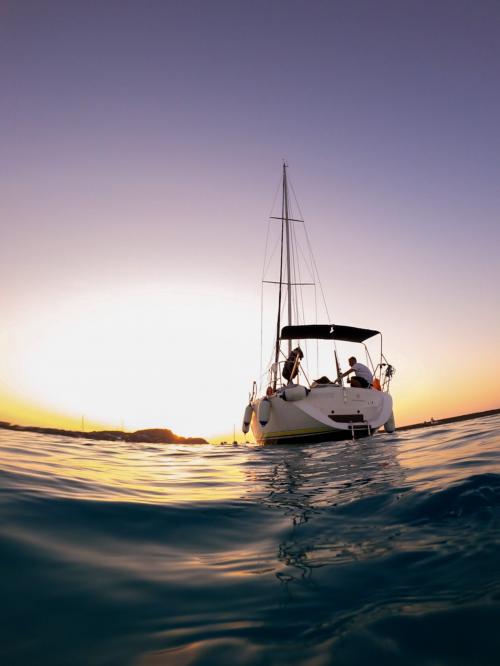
0,418,499,665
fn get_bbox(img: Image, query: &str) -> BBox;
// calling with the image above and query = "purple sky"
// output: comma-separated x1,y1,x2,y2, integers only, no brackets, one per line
1,0,500,434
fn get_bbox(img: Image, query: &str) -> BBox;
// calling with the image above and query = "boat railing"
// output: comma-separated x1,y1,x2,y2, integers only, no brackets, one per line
257,356,394,396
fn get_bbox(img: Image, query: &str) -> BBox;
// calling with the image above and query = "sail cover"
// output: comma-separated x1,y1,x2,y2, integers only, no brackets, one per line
280,324,380,343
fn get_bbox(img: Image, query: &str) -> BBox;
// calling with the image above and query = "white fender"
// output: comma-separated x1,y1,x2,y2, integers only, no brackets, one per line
258,398,271,426
384,411,396,433
242,404,253,434
281,385,309,402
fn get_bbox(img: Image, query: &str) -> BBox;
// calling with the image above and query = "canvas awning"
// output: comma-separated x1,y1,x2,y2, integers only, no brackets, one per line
280,324,380,343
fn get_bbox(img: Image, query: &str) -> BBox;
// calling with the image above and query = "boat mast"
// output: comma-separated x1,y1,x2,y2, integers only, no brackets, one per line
273,163,293,389
273,163,291,386
283,163,292,355
273,176,285,388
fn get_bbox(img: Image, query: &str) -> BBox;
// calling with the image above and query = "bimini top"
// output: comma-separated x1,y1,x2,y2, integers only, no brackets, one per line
280,324,380,343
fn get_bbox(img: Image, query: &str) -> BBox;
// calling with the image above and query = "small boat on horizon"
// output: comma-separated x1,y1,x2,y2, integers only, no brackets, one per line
243,164,395,445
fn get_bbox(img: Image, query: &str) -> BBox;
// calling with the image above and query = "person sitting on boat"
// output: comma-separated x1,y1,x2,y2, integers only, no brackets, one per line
338,356,373,389
282,346,304,384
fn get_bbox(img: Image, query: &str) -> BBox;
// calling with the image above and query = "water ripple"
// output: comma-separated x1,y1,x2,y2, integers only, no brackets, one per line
0,415,499,665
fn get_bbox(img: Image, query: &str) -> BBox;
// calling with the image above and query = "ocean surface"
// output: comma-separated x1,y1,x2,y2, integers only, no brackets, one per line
1,416,500,666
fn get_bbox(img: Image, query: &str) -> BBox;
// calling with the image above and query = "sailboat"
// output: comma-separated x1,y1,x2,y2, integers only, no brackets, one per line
243,164,395,445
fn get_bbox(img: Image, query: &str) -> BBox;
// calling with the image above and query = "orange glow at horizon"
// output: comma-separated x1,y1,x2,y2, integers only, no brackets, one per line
1,283,499,441
0,284,259,440
1,277,499,440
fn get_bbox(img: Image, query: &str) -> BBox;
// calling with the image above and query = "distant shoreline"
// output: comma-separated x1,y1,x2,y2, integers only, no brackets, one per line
0,422,208,445
0,408,498,444
396,408,500,431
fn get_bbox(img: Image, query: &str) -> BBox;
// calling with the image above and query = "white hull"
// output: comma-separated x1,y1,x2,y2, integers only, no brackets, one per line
251,384,393,444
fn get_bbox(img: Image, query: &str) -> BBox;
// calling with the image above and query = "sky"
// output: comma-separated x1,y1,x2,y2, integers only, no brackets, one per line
1,0,499,440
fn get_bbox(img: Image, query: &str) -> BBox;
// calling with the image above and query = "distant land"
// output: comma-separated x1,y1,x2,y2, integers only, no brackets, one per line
0,422,208,444
0,408,498,444
396,408,500,431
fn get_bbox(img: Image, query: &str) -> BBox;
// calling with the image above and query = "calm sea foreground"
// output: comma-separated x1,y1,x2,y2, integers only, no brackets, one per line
1,415,499,665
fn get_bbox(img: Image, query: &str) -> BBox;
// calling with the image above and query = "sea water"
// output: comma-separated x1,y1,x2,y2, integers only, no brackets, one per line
1,415,499,665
